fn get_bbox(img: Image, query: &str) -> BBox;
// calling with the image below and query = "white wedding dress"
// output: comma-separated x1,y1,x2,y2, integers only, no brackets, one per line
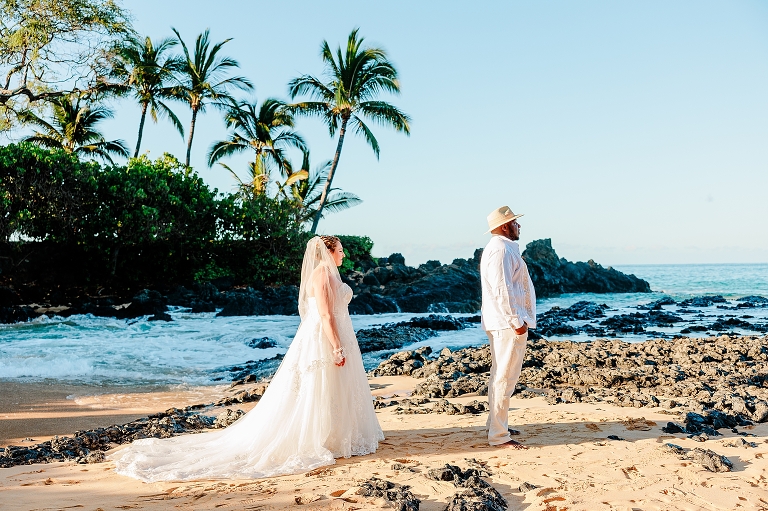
111,242,383,482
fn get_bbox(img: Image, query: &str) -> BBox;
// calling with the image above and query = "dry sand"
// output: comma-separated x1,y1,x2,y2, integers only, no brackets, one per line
1,376,768,511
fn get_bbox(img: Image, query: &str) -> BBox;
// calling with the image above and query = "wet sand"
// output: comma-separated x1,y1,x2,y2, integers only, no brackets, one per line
0,381,229,446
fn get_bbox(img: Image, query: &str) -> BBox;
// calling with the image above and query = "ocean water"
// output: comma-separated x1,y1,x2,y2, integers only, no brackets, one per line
1,263,766,388
615,263,768,298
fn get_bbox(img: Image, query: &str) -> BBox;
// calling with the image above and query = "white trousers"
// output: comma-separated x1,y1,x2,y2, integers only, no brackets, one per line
486,328,528,445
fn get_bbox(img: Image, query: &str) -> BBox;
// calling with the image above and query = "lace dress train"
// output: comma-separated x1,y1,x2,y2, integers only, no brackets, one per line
111,284,383,482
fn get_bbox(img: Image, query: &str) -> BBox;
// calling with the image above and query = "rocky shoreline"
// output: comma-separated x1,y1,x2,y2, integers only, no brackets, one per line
4,332,766,475
0,238,650,323
371,335,768,424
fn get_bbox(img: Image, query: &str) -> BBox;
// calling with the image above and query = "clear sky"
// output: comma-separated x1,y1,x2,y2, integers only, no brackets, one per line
94,1,768,265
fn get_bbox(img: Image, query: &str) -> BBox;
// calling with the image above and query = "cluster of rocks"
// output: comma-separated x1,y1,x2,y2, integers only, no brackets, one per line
373,395,489,416
374,395,431,411
0,288,174,323
358,314,472,356
659,443,733,473
371,345,492,399
533,297,768,340
0,402,254,469
356,477,420,511
426,464,508,511
357,327,438,354
413,373,489,399
213,382,268,406
0,238,652,323
672,294,768,310
660,409,754,438
227,355,286,382
370,335,768,429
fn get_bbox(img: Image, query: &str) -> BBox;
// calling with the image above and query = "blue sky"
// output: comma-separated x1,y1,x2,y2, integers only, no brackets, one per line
77,1,768,265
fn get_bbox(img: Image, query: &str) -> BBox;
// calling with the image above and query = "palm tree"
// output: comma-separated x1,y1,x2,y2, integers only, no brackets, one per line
110,35,184,157
208,98,307,184
21,95,129,163
171,28,253,167
288,28,410,233
219,161,270,198
288,155,362,223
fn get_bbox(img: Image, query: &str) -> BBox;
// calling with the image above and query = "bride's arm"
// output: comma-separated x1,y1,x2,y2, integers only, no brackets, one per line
312,267,345,366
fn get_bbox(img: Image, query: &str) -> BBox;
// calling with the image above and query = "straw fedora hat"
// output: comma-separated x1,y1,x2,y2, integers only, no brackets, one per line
485,206,523,233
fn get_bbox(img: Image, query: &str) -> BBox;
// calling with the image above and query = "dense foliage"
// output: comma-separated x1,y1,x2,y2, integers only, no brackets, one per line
336,235,374,273
0,142,99,243
0,144,313,297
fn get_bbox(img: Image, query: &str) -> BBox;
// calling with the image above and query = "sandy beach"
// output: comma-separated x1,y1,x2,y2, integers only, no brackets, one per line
2,376,767,511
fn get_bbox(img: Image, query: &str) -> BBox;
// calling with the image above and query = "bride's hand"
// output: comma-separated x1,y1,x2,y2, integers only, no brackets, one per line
332,347,346,367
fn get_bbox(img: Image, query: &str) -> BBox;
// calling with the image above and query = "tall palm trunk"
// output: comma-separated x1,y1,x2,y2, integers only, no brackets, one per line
134,102,149,158
311,117,348,233
185,107,198,167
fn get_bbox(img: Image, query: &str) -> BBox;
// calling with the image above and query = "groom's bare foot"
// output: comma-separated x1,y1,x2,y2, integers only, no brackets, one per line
497,439,528,450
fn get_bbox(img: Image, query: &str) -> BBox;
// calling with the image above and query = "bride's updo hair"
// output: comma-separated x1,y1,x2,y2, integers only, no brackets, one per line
320,235,340,251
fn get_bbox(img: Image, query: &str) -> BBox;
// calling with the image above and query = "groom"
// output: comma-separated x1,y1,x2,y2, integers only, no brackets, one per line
480,206,537,449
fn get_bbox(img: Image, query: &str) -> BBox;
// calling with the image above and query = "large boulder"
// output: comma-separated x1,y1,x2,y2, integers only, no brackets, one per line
119,289,168,319
522,239,651,297
348,291,399,315
217,286,298,317
217,288,268,317
0,305,40,323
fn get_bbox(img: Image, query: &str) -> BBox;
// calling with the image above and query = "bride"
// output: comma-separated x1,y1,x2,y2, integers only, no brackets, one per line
111,236,384,481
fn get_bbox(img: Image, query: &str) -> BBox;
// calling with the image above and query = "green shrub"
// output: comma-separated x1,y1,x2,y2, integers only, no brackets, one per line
0,144,350,293
335,235,374,272
0,142,99,243
91,153,219,280
216,193,310,285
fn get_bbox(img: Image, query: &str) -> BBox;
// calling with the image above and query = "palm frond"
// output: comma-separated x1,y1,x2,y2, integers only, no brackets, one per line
218,162,245,186
358,101,411,134
207,137,249,167
22,134,65,150
288,75,335,101
351,116,381,158
75,138,130,164
322,191,362,214
154,100,185,137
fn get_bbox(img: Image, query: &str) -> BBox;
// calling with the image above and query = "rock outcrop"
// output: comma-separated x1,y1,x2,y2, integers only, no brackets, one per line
523,239,650,297
216,286,298,317
345,239,650,315
369,334,768,427
0,239,651,322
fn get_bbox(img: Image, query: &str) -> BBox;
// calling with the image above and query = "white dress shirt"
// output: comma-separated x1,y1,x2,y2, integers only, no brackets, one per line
480,235,536,331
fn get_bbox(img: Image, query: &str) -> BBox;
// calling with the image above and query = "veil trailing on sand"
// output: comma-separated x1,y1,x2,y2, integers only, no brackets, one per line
298,236,342,320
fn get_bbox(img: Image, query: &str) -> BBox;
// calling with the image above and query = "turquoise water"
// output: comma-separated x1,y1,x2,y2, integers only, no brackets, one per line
615,263,768,298
1,264,766,386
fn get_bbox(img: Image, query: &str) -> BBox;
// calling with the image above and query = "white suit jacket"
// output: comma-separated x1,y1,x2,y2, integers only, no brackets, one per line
480,235,536,332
